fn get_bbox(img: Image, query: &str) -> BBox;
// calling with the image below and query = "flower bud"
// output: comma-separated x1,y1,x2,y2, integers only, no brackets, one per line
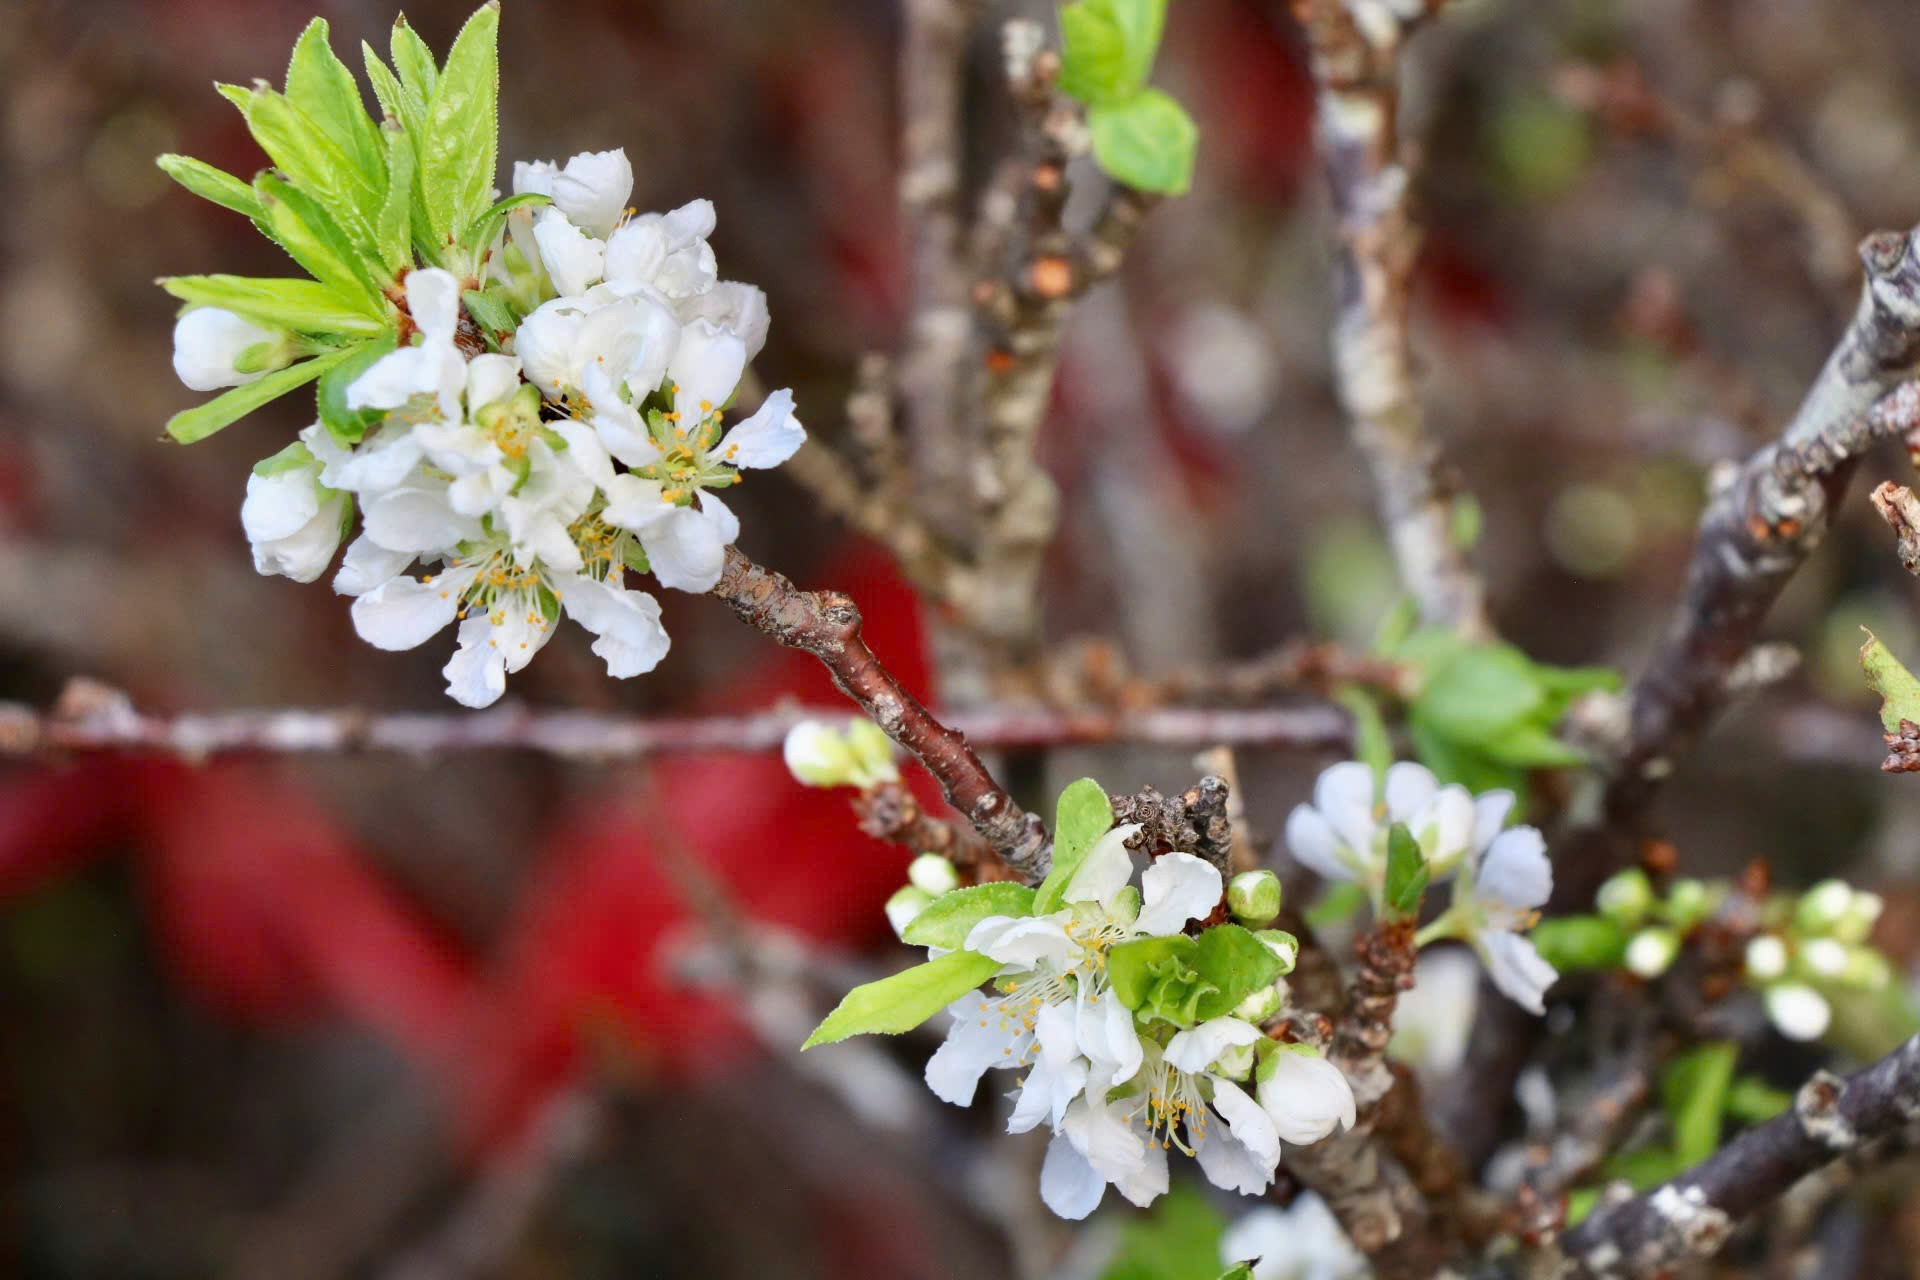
1744,934,1788,982
1795,879,1854,935
1834,891,1884,946
844,719,900,787
1596,868,1653,925
1841,946,1893,992
1227,871,1283,925
1255,929,1300,973
173,307,293,391
1764,982,1831,1042
908,853,959,896
1625,927,1679,979
1255,1046,1357,1145
1663,878,1714,930
1800,937,1849,979
783,720,856,787
885,886,933,939
1233,982,1284,1024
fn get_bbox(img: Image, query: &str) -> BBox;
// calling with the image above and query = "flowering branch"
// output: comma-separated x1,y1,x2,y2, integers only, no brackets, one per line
1561,1034,1920,1277
1298,0,1491,638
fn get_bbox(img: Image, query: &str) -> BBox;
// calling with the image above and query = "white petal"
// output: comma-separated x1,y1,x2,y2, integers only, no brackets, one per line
1211,1077,1282,1171
638,502,727,593
715,388,805,469
1383,761,1438,823
589,296,682,398
533,207,607,297
1475,827,1552,912
1472,790,1517,851
1420,785,1477,872
330,430,424,496
1163,1017,1261,1075
512,159,558,198
1111,1141,1169,1209
240,467,321,542
668,319,747,422
1008,1001,1087,1134
1134,852,1223,936
1075,985,1143,1088
602,473,676,530
1039,1132,1106,1220
363,485,483,554
924,992,1010,1106
582,362,665,467
464,352,522,411
250,493,346,583
172,307,275,390
513,299,586,397
333,535,413,597
1193,1091,1278,1195
1286,804,1360,884
548,418,618,491
557,574,671,678
349,563,478,651
405,268,462,342
442,614,509,708
550,148,632,238
1314,761,1379,854
677,281,770,361
1257,1050,1357,1146
1480,932,1557,1015
965,916,1075,970
1062,823,1139,909
345,343,443,411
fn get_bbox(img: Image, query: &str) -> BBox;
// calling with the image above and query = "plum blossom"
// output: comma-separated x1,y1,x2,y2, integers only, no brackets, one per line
240,429,348,583
172,307,290,391
1418,815,1558,1015
1284,761,1487,901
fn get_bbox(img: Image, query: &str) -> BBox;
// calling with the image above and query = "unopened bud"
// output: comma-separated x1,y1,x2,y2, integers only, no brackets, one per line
1664,878,1714,930
1233,982,1284,1023
1764,982,1831,1042
1801,937,1849,979
783,720,856,787
1842,946,1893,991
1227,871,1283,925
908,853,960,896
1255,929,1300,972
1625,927,1679,978
1795,879,1854,935
1745,934,1788,982
1834,891,1884,946
1597,868,1654,924
844,719,900,787
886,886,933,939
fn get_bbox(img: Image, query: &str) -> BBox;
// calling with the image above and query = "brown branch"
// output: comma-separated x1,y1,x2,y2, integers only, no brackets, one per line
851,778,1013,881
0,678,1354,766
1562,1035,1920,1277
1298,0,1490,638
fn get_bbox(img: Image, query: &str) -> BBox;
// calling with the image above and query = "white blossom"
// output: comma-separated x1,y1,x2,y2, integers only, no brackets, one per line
240,430,347,583
173,307,287,391
1256,1046,1357,1146
346,268,467,422
605,199,718,299
1284,761,1485,897
1220,1196,1369,1280
515,148,633,239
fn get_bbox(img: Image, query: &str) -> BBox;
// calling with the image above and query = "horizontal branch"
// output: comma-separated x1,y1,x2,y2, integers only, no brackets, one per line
1562,1034,1920,1276
0,681,1352,766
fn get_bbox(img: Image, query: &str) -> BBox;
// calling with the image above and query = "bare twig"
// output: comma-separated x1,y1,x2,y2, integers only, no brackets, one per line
0,679,1354,765
1562,1035,1920,1277
1298,0,1490,637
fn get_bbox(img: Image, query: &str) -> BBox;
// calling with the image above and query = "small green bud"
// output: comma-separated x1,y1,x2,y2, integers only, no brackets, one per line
908,853,959,896
1795,879,1854,935
1596,868,1654,925
1841,946,1893,991
1232,982,1284,1023
1834,891,1884,946
1625,926,1679,978
1109,884,1142,926
1744,934,1788,982
783,720,858,787
1528,915,1627,973
1800,937,1849,979
885,886,933,939
1227,870,1284,926
844,719,900,787
1255,928,1300,973
1663,878,1714,930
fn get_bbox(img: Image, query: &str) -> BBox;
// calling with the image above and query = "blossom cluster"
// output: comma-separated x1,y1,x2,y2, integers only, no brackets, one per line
1286,760,1559,1014
178,150,800,707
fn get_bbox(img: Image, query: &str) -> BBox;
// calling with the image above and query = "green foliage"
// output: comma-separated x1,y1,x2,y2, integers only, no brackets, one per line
463,191,552,258
1057,0,1197,195
1305,879,1368,931
1383,822,1429,919
1110,925,1283,1027
1529,914,1628,972
1394,626,1618,797
802,949,1002,1049
155,154,262,218
1725,1076,1791,1125
1189,924,1286,1021
317,335,400,445
900,883,1036,949
165,347,356,444
1034,778,1116,914
421,4,502,250
1861,628,1920,732
252,440,318,477
162,276,388,336
1099,1182,1226,1280
1663,1041,1738,1165
1336,684,1393,784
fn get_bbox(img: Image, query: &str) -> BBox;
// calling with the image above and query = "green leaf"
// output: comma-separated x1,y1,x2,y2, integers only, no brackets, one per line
1415,645,1544,745
1059,0,1167,107
1305,880,1368,930
802,949,1001,1048
165,346,353,444
1383,823,1429,918
1110,935,1216,1025
461,287,518,338
1725,1076,1791,1126
155,154,262,219
420,3,500,248
233,86,383,255
1033,778,1116,915
252,440,315,477
1214,1269,1253,1280
390,15,441,107
161,275,386,335
1336,684,1393,785
900,883,1036,950
1190,924,1285,1020
375,122,417,273
1662,1041,1737,1165
317,334,398,445
1089,89,1197,195
1108,934,1196,1007
1478,721,1588,769
1099,1182,1225,1280
463,190,551,255
285,18,384,198
362,45,423,135
1529,915,1627,972
1603,1145,1687,1191
1862,628,1920,732
253,171,383,307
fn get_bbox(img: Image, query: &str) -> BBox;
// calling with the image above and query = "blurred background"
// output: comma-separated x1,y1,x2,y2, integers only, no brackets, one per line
7,0,1920,1275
